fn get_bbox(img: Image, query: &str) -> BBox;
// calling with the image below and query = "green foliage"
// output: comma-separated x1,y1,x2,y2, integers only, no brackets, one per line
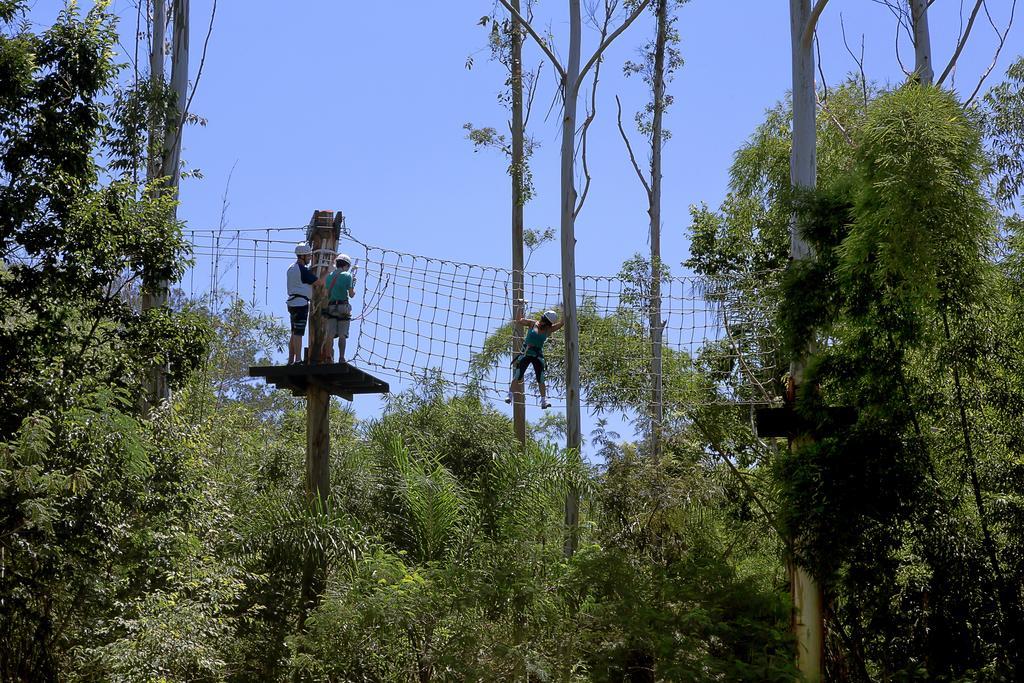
0,4,217,677
776,84,1020,680
984,56,1024,207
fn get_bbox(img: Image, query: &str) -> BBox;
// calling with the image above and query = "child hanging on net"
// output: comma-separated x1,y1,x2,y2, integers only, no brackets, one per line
506,310,563,409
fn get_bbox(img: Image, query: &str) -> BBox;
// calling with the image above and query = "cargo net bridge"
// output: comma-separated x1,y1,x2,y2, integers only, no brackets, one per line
186,226,784,412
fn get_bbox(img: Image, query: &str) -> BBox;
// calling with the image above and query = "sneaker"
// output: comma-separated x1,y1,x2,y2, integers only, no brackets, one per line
541,400,552,409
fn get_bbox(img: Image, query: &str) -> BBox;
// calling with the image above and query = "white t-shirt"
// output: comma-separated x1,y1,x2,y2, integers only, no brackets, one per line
286,261,314,307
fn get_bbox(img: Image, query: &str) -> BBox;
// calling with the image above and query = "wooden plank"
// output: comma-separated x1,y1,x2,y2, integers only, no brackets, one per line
754,406,857,438
248,362,389,398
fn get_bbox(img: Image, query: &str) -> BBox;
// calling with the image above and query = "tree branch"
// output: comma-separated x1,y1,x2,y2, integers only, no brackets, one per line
802,0,831,49
575,0,613,218
497,0,567,81
937,0,984,85
176,0,215,147
817,96,855,145
615,95,651,199
523,62,542,130
576,0,652,90
965,0,1016,104
815,31,828,102
840,13,869,108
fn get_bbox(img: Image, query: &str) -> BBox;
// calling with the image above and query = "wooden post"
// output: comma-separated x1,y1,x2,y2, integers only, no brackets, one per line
510,0,527,447
789,1,824,680
305,210,339,505
297,210,340,623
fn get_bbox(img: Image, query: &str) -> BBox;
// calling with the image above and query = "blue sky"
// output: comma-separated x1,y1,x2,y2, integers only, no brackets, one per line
32,1,1024,450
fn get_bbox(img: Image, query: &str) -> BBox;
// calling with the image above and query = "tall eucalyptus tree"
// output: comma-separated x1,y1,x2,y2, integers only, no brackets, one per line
616,0,685,457
142,0,189,406
790,1,827,679
497,0,651,556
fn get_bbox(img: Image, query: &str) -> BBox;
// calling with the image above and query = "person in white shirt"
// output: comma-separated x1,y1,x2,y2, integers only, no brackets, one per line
286,243,319,364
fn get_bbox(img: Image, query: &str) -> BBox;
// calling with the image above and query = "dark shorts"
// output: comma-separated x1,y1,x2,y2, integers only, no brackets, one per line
513,353,545,384
289,305,309,336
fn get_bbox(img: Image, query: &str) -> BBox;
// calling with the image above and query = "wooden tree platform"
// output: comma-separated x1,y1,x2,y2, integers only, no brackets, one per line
249,362,389,400
754,406,857,438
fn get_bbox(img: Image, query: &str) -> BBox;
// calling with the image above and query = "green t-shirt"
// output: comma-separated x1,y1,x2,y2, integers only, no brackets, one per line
522,327,548,357
327,270,353,302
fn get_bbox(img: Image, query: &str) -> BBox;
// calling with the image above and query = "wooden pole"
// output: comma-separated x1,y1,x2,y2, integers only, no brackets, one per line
789,1,824,680
297,210,339,620
510,0,527,447
305,210,339,504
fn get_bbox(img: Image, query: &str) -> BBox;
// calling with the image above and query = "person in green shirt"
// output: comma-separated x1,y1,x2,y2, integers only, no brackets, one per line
506,310,563,409
322,253,356,363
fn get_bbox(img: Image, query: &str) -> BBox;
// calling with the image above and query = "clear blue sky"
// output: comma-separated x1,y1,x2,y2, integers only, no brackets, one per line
32,1,1024,450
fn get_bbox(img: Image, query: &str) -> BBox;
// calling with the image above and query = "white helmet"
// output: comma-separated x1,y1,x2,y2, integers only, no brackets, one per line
294,242,312,256
542,310,558,325
336,253,352,266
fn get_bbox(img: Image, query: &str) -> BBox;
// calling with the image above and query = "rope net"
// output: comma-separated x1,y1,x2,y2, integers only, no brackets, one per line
183,230,784,410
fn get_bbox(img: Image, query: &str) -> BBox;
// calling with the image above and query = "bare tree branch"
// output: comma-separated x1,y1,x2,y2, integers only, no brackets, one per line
817,96,855,145
175,0,216,149
576,0,652,89
937,0,985,85
869,0,913,73
893,6,912,77
575,0,613,218
840,13,869,109
692,417,787,546
523,62,542,129
497,0,567,81
802,0,831,49
615,95,652,198
815,31,828,102
966,0,1017,104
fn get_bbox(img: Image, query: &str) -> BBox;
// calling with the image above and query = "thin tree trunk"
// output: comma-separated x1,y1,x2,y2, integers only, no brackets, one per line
910,0,934,85
648,0,667,458
143,0,187,407
561,0,583,558
498,0,652,556
146,0,165,184
162,0,189,191
511,0,527,447
789,1,824,680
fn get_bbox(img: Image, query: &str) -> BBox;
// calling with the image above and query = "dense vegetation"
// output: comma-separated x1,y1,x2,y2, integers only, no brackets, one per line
3,3,1024,681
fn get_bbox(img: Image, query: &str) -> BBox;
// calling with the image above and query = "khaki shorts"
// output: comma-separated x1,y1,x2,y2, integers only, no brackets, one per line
324,301,352,339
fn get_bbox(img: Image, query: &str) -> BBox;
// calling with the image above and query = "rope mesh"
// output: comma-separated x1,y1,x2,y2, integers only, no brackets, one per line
184,229,784,410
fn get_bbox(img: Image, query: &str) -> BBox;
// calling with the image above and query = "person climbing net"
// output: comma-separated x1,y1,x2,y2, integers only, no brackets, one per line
506,309,563,410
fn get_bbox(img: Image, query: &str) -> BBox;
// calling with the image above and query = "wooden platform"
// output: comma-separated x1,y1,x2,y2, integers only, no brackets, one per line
754,406,857,438
249,362,390,400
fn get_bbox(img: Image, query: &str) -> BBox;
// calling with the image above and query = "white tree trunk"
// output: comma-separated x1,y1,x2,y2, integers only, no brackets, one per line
789,1,824,680
143,0,187,407
162,0,189,191
561,0,583,558
910,0,933,85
